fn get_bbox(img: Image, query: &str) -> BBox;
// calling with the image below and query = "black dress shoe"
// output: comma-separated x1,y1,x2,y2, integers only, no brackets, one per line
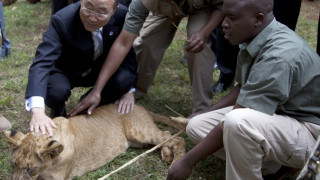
213,72,235,94
212,82,228,94
263,166,300,180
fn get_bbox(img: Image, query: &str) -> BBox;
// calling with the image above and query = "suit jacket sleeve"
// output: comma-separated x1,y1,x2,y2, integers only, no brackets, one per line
25,15,65,99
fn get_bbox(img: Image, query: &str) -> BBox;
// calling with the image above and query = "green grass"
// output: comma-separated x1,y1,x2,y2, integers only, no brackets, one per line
0,0,319,179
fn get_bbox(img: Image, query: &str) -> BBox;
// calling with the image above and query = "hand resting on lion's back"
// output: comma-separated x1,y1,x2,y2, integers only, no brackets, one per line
2,104,186,180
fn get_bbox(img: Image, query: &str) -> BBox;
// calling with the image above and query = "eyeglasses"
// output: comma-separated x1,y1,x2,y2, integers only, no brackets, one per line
81,6,109,20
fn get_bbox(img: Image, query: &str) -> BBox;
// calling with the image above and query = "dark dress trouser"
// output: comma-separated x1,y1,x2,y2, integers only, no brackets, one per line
45,67,133,116
213,25,239,86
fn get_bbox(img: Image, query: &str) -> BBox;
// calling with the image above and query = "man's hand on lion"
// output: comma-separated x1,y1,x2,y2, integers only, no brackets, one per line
115,92,135,114
69,90,101,117
30,107,57,136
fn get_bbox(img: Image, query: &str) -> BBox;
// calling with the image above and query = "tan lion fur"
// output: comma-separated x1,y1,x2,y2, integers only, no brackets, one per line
2,104,186,180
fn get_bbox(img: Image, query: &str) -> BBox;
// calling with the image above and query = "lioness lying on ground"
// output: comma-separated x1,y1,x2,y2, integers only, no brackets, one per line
2,104,186,180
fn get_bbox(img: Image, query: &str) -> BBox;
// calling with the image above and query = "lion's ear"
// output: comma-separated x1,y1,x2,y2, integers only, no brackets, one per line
2,130,25,147
41,140,64,159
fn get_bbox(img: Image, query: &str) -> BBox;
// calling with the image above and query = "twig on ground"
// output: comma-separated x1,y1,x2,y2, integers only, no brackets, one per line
165,105,185,118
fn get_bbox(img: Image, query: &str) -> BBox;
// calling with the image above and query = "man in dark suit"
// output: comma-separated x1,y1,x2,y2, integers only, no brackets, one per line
25,0,137,136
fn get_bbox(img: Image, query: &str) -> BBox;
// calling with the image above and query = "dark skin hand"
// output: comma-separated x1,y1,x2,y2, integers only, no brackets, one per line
167,124,224,180
68,30,137,116
167,84,242,180
184,9,224,53
69,89,101,116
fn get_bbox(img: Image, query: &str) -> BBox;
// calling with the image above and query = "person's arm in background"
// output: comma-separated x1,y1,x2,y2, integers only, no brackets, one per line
185,8,224,53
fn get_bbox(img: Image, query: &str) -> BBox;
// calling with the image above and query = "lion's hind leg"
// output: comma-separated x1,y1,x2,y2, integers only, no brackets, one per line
124,121,186,165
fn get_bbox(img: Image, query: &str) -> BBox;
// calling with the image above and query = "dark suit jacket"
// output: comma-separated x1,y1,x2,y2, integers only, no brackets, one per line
25,2,137,99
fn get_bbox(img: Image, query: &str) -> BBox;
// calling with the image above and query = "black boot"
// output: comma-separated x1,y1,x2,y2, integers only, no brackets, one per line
213,73,234,94
263,166,300,180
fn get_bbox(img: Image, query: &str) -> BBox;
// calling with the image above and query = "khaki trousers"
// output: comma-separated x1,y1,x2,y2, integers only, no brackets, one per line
187,106,320,180
133,9,214,113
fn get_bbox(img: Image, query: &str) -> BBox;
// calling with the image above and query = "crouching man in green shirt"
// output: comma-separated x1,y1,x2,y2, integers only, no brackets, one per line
166,0,320,179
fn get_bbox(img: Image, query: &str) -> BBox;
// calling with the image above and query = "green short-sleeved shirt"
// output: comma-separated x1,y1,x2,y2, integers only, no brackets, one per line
123,0,149,35
123,0,223,35
235,19,320,125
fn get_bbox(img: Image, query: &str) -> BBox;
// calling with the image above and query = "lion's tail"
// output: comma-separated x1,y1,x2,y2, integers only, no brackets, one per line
149,112,188,131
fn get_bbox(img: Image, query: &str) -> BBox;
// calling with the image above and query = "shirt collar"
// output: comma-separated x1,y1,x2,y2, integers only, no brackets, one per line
92,27,103,34
240,18,277,58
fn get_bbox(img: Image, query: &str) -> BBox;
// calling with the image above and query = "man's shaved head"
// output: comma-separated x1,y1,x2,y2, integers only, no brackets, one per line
221,0,274,45
224,0,274,21
244,0,274,18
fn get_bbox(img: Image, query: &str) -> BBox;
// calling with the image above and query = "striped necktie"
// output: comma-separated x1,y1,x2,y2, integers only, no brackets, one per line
92,29,103,60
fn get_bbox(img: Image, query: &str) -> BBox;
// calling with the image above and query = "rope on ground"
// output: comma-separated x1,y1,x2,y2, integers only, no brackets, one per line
98,130,184,180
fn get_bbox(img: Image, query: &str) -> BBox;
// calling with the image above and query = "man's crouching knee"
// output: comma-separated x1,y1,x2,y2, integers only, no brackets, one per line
186,115,206,144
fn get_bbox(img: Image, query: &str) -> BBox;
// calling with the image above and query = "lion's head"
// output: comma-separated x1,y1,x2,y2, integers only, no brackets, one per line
2,130,64,180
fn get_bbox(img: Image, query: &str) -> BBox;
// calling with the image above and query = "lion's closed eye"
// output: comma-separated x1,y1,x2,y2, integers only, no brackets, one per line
10,161,17,168
26,166,38,176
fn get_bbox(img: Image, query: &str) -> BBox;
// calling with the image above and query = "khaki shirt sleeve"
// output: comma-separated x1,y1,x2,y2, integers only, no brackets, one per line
236,57,293,115
123,0,149,35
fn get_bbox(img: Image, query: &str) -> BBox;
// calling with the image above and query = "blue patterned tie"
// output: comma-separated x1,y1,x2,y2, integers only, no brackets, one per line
92,29,103,60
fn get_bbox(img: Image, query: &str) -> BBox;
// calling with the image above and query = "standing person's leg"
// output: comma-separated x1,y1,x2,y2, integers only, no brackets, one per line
134,14,181,99
222,108,319,180
273,0,301,31
185,9,214,113
0,2,11,59
52,0,69,14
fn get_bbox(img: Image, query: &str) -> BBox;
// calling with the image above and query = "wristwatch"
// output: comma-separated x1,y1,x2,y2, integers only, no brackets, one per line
129,88,136,93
